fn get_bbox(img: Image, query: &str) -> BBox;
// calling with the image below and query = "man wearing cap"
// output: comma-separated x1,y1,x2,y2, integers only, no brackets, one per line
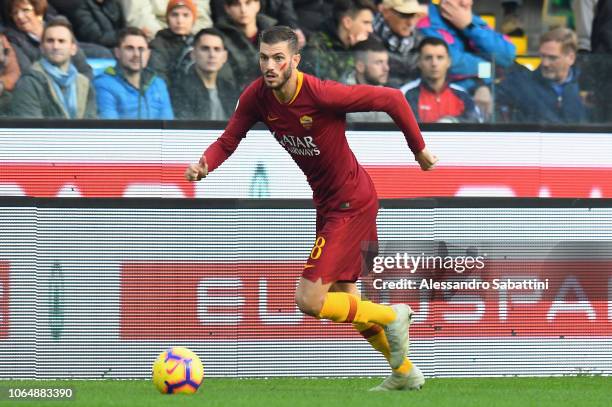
374,0,427,88
149,0,197,87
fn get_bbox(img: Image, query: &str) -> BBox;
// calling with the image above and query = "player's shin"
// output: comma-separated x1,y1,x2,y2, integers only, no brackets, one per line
354,322,414,374
316,292,396,325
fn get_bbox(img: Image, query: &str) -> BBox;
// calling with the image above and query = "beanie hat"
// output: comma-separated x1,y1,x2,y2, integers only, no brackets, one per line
166,0,197,19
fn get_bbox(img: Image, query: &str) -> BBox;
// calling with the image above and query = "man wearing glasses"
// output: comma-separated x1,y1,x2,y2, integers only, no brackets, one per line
373,0,427,88
496,27,588,124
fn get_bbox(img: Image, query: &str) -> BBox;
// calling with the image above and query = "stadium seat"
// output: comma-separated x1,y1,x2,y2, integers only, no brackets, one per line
87,58,116,77
481,14,496,30
515,56,541,71
508,36,528,55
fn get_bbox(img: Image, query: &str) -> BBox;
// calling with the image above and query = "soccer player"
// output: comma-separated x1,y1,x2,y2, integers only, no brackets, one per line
185,25,438,391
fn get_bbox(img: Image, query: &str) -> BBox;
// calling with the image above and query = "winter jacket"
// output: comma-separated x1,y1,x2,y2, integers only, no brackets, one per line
149,28,193,87
417,3,515,91
592,0,612,53
301,19,354,83
170,64,238,120
211,0,299,28
293,0,332,36
119,0,212,38
496,65,588,124
215,13,277,89
94,65,174,119
70,0,126,48
5,26,93,79
401,78,480,123
10,60,97,119
373,12,423,88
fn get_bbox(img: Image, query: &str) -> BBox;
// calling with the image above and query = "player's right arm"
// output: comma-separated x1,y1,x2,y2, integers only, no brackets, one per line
185,84,262,181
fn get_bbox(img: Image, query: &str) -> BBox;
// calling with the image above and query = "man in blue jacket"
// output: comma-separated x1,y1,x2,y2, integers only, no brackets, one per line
94,26,174,119
417,0,515,92
496,27,588,124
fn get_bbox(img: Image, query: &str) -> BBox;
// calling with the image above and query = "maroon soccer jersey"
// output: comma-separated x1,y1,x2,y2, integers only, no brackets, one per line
201,72,426,214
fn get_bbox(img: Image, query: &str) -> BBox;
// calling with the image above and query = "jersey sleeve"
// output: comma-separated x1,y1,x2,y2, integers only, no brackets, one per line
200,83,262,172
315,80,426,154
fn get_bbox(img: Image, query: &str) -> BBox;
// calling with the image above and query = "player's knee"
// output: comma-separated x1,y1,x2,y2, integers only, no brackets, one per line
295,293,323,317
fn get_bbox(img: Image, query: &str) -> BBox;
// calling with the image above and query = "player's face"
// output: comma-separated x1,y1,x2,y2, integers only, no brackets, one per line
259,41,299,89
344,9,374,46
382,9,420,38
360,51,389,85
418,44,451,83
224,0,260,27
539,41,575,83
41,26,77,68
192,34,227,73
115,35,150,74
168,6,195,36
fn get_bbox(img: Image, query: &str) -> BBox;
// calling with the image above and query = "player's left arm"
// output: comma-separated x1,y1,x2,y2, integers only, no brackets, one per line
317,81,438,170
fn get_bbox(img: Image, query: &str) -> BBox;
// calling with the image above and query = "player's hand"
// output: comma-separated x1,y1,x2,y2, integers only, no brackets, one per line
415,148,438,171
184,163,208,181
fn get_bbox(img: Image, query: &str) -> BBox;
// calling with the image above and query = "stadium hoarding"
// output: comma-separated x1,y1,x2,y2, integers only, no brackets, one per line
1,128,612,198
0,198,611,378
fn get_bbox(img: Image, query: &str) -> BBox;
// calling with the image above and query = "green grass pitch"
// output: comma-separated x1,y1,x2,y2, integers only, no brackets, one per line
0,376,609,407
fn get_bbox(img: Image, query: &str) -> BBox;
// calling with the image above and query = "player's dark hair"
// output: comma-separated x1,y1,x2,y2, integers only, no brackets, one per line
417,36,450,54
333,0,376,27
193,27,226,48
353,35,387,62
260,26,299,54
42,16,76,43
116,27,149,47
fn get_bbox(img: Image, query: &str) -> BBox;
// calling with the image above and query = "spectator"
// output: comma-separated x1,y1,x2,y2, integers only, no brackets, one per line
67,0,126,49
401,36,480,123
373,0,427,87
417,0,516,92
588,0,612,122
4,0,94,77
119,0,212,40
500,0,525,37
346,36,393,122
215,0,276,89
0,32,21,113
572,0,597,52
149,0,197,86
10,18,96,118
301,0,376,83
496,28,587,124
211,0,305,47
293,0,333,38
170,28,237,119
94,26,174,119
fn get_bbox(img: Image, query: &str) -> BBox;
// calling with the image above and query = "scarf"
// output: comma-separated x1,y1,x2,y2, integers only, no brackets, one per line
373,12,418,56
40,58,78,119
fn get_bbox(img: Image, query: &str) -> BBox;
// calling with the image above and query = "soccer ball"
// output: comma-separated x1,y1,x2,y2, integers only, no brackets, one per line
152,347,204,394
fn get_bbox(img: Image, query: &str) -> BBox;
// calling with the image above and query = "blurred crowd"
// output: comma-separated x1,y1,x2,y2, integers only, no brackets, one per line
0,0,610,124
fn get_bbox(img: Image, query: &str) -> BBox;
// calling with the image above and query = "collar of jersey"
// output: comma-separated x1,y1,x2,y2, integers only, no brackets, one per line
273,70,304,105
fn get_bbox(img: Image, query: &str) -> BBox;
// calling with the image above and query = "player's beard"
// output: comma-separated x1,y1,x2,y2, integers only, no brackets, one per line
270,62,293,90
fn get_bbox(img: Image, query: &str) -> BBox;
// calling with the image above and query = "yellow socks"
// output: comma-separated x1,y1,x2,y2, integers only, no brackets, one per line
354,322,414,375
317,292,396,326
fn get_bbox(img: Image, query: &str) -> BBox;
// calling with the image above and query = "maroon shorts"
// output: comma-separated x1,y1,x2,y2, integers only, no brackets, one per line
302,200,379,284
